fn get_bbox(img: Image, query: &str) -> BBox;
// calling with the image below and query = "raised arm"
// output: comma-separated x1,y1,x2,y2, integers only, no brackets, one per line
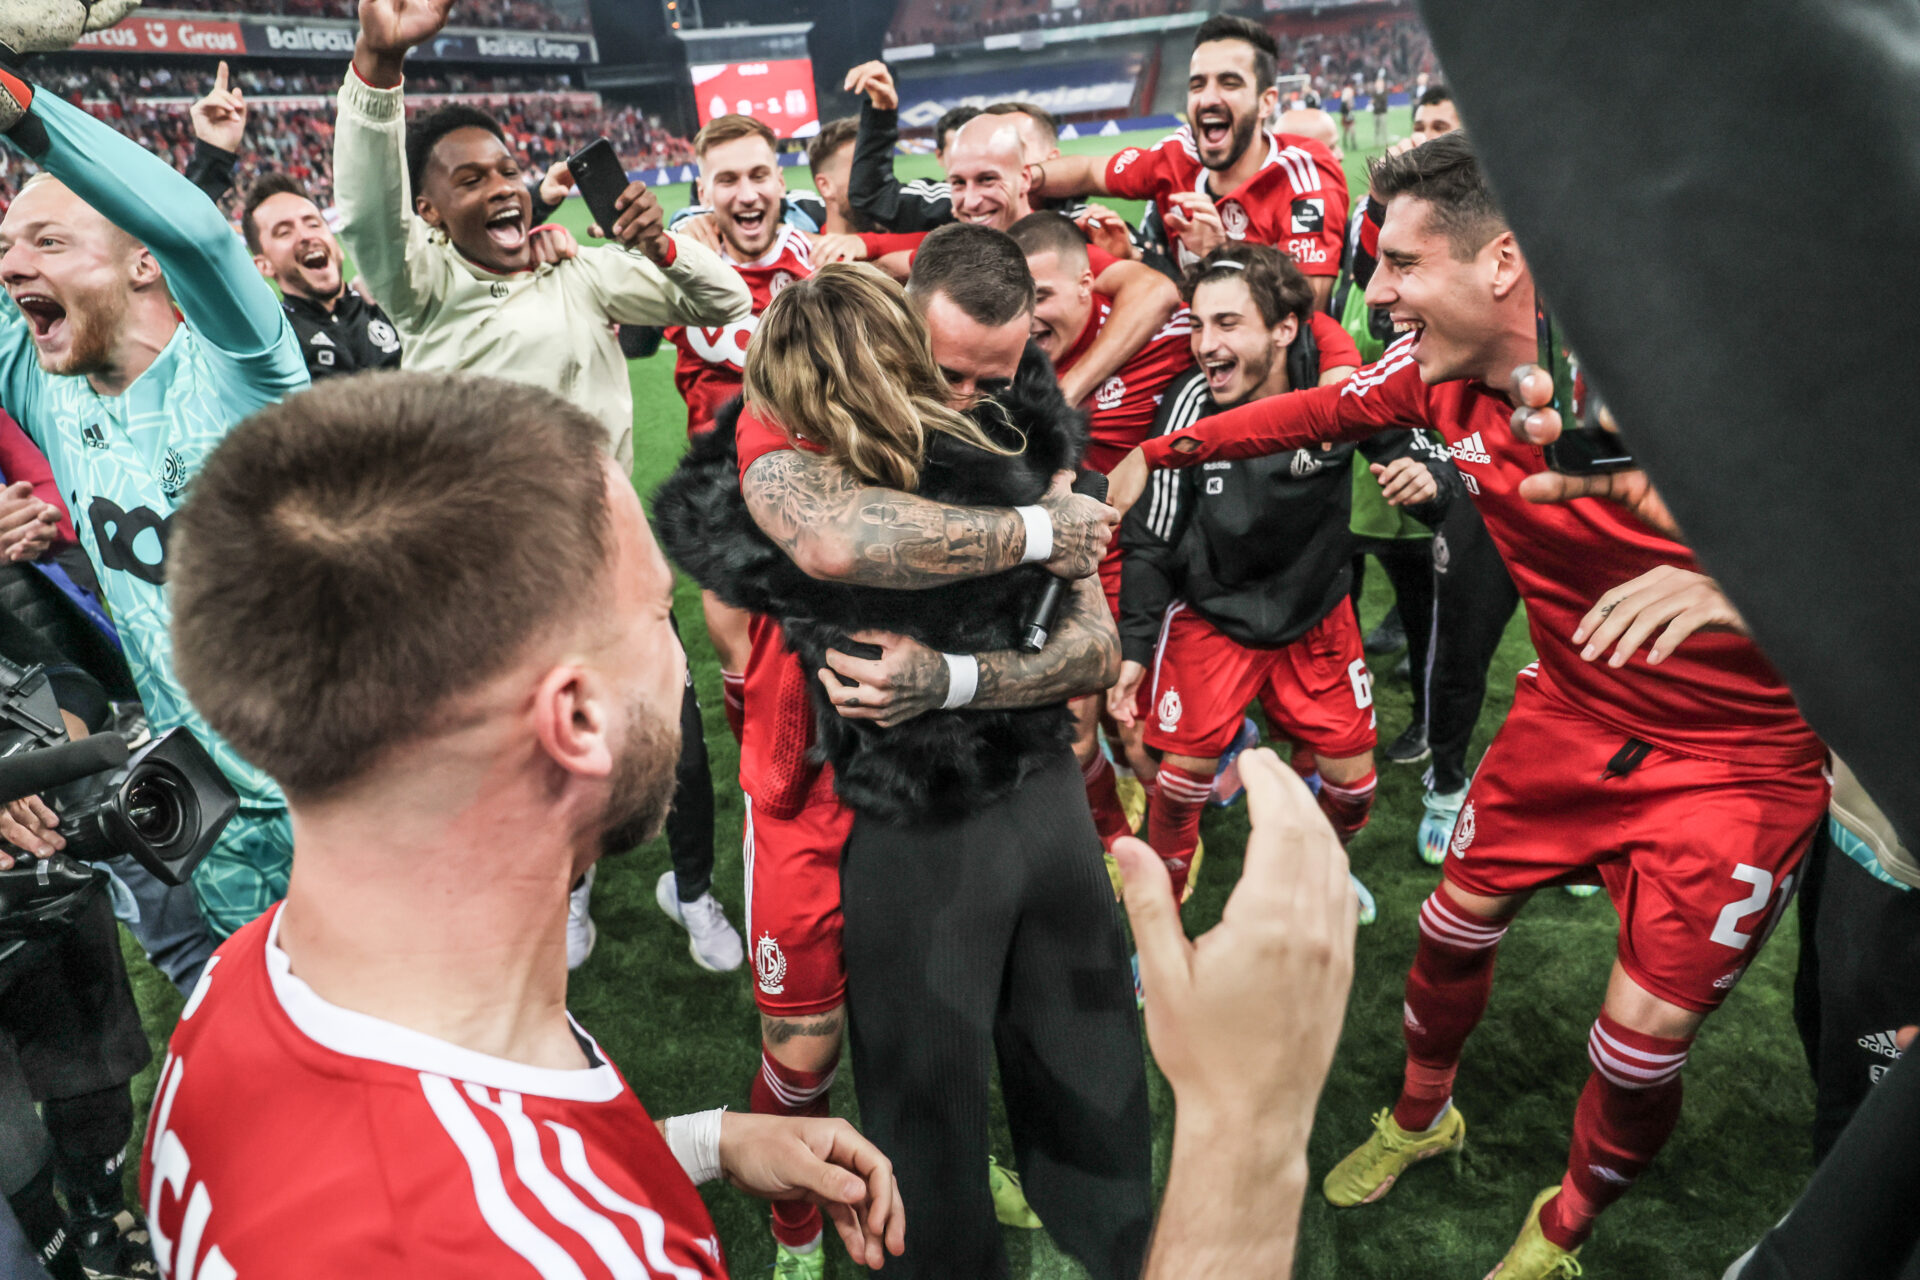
1060,257,1182,407
741,447,1113,588
844,63,951,233
1030,153,1113,202
5,86,286,359
818,574,1120,727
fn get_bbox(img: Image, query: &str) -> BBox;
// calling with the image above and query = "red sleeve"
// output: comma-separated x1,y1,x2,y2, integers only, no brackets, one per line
1102,136,1175,200
1141,338,1427,468
0,412,77,545
735,405,796,477
858,232,926,260
1309,311,1361,375
1086,244,1117,277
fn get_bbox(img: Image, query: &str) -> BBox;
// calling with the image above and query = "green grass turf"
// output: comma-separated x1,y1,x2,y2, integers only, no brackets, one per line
118,123,1815,1276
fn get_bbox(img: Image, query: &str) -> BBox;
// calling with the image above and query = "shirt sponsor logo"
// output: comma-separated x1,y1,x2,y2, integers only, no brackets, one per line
1450,431,1492,465
1450,801,1476,857
1286,238,1330,265
754,933,788,995
1156,688,1183,732
1219,200,1249,239
1095,375,1127,412
1289,197,1325,234
1113,148,1142,173
686,317,761,369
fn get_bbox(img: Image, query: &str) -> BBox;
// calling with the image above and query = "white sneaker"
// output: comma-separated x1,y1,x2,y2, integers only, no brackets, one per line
654,871,744,972
567,866,597,971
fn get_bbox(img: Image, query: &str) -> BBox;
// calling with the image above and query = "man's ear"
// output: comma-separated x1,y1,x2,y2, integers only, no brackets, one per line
1486,229,1526,301
1274,312,1301,351
415,193,443,230
127,246,163,291
1259,84,1281,124
530,663,615,785
253,253,277,283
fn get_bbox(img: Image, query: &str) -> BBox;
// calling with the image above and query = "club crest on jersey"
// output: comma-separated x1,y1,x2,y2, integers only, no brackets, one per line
1219,200,1250,239
1289,449,1321,478
368,318,400,352
1095,375,1128,411
754,933,788,995
1433,532,1451,573
1289,197,1325,234
1450,801,1476,857
1156,688,1183,732
159,448,188,499
767,270,795,297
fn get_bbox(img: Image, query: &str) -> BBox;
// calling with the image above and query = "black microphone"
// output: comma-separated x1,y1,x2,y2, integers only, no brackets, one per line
1019,471,1109,653
0,735,129,807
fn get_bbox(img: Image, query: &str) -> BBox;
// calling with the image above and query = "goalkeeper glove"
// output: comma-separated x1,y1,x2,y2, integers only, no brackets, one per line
0,0,142,131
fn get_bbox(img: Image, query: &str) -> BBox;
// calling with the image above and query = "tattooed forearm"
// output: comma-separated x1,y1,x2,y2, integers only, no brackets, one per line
761,1010,845,1046
743,449,1027,588
973,575,1120,709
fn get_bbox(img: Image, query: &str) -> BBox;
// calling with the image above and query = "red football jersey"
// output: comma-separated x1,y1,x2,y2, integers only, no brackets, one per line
1104,127,1350,275
140,907,726,1280
666,226,814,436
1054,293,1196,475
1140,337,1825,767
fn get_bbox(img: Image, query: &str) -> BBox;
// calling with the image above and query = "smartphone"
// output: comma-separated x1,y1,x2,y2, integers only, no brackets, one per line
1537,308,1635,475
567,138,630,238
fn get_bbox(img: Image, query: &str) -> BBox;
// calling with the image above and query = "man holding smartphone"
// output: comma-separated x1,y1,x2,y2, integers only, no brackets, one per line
333,0,751,470
1106,132,1826,1280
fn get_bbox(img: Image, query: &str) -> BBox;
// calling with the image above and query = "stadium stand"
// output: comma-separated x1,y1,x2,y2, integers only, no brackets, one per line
141,0,594,35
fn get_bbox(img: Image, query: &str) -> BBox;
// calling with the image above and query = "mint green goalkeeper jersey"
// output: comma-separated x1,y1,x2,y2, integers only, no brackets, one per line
0,89,309,814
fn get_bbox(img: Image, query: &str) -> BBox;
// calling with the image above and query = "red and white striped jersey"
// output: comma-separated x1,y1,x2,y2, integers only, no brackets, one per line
666,226,815,436
1054,292,1196,475
1103,127,1350,275
140,906,726,1280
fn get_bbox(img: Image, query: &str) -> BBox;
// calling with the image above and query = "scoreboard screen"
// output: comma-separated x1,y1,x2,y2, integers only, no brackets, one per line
690,58,820,138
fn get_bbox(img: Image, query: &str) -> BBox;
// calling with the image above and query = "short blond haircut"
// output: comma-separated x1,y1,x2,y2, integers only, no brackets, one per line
694,113,777,158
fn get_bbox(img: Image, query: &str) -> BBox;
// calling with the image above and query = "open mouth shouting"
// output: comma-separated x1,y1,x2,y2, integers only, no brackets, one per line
1392,314,1427,353
13,292,67,345
1202,351,1240,395
485,202,528,253
731,206,767,238
1195,107,1234,152
296,243,333,273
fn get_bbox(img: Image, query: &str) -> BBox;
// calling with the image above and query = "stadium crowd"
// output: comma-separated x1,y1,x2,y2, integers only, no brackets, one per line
143,0,592,33
0,2,1912,1280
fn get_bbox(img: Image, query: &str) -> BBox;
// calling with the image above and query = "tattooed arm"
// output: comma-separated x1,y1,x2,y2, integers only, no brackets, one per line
814,576,1120,727
742,449,1116,588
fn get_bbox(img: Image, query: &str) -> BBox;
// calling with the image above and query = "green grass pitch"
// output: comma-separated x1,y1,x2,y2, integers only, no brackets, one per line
117,122,1816,1277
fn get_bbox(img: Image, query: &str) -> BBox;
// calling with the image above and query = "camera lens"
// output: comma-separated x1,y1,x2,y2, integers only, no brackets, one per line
123,770,185,849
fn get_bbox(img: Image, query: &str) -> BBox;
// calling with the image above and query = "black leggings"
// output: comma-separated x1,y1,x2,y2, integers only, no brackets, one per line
1425,500,1521,794
663,612,715,902
840,751,1153,1280
1352,539,1436,722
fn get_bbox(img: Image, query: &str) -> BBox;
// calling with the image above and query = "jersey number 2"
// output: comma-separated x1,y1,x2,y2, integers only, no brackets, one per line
1709,864,1775,949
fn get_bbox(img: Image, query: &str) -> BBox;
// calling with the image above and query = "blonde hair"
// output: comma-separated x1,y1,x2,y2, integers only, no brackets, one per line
743,263,1019,491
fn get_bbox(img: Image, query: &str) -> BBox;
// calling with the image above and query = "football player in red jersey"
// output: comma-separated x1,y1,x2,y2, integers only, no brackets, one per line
1107,133,1828,1279
148,373,904,1280
663,113,817,734
840,114,1184,411
1028,15,1349,307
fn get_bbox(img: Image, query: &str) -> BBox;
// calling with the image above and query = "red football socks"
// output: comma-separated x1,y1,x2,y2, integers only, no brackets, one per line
1147,761,1212,902
1538,1012,1691,1250
750,1048,839,1248
720,670,745,743
1318,768,1377,844
1082,751,1133,847
1393,890,1509,1132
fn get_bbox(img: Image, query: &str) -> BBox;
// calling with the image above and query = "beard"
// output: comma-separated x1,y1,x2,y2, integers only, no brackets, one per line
1205,111,1261,173
595,694,682,859
41,287,127,378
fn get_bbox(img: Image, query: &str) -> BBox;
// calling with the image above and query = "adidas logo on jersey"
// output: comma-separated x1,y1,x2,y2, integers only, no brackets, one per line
1859,1029,1905,1061
1450,432,1492,465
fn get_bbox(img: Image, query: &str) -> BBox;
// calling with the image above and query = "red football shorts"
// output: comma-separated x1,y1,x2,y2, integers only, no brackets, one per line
744,773,854,1018
1442,670,1828,1013
1143,598,1377,760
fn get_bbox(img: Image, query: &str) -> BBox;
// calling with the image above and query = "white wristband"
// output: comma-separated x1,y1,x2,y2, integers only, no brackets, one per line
941,653,979,710
1015,504,1052,565
663,1107,726,1185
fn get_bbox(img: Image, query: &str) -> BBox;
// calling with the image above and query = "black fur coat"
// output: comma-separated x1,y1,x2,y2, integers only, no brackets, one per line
652,345,1086,824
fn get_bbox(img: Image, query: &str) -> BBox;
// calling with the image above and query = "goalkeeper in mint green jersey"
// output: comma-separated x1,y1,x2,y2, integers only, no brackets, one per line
0,64,308,958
